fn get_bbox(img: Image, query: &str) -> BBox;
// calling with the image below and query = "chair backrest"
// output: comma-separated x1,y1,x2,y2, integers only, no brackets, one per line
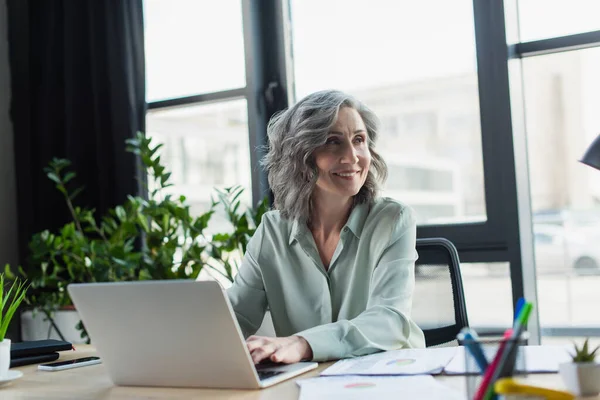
411,237,468,347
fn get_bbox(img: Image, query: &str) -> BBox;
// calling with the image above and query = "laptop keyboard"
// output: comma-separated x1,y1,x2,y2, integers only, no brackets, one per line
257,370,285,380
255,362,286,381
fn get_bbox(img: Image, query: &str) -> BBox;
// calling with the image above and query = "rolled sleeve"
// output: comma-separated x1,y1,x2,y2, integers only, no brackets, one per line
297,207,425,361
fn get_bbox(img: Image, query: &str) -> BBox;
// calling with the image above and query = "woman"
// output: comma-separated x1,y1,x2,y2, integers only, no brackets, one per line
227,90,425,364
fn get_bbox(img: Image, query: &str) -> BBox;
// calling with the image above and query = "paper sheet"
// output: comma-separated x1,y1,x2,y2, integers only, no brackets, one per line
320,347,457,376
444,345,572,375
297,375,463,400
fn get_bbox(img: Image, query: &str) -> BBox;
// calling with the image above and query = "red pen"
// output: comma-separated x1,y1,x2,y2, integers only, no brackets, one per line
473,328,513,400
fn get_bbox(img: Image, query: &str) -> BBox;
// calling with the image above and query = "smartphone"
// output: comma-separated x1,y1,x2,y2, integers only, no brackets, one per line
38,356,101,371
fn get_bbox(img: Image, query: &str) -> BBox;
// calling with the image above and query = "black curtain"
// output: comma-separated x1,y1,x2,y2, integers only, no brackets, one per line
6,1,146,339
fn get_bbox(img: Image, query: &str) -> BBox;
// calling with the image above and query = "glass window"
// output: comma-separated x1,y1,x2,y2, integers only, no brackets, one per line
521,48,600,333
144,0,246,101
517,0,600,42
290,0,486,226
412,261,512,332
418,262,515,331
146,99,252,234
462,262,514,330
399,112,438,139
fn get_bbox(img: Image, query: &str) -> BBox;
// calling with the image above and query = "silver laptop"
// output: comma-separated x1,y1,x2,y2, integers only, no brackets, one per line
67,280,318,389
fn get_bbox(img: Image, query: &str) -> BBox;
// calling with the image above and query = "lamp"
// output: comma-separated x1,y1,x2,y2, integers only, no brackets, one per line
580,134,600,171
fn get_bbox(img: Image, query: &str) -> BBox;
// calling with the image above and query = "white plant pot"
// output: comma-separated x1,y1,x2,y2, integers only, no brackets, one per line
559,361,600,396
0,339,10,378
21,310,87,344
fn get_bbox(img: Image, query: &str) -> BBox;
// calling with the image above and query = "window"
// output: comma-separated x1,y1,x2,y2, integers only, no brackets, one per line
380,116,399,138
144,0,260,219
414,262,514,333
144,0,246,101
398,112,438,139
517,0,600,42
385,164,458,223
462,263,513,330
146,100,252,223
286,0,526,336
143,1,281,285
144,0,600,342
521,47,600,334
289,0,486,225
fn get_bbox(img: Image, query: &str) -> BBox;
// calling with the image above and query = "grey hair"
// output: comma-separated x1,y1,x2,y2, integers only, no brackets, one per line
261,89,388,222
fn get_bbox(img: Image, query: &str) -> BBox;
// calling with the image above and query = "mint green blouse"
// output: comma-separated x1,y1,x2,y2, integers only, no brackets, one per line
226,197,426,362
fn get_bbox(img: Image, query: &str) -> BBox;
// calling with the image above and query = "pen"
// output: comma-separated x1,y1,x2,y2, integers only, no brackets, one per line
483,302,534,400
514,298,525,322
457,327,488,373
497,303,533,377
473,328,513,400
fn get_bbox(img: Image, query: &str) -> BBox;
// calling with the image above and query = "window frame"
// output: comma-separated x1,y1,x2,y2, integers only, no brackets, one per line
146,0,291,208
506,0,600,338
146,0,600,340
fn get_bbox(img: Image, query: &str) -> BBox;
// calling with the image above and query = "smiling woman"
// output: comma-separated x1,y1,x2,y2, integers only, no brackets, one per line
227,90,425,365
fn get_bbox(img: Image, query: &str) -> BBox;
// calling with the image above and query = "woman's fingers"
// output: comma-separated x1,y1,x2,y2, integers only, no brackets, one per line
248,339,280,364
270,346,290,363
271,338,304,364
245,336,267,352
245,336,309,364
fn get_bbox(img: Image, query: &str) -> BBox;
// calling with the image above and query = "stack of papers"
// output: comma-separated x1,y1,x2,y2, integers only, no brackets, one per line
295,345,570,399
297,375,463,400
321,347,457,376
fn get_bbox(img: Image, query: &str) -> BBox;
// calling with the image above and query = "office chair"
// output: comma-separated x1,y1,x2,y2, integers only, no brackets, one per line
411,237,469,347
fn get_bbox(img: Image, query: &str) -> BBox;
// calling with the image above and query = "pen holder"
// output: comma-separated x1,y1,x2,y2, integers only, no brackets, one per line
459,332,529,399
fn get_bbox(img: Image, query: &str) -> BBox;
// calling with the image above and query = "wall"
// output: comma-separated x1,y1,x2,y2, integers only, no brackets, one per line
0,0,18,270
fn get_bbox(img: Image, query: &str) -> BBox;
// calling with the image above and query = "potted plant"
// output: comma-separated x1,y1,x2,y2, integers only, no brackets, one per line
559,338,600,396
0,274,28,377
5,132,268,343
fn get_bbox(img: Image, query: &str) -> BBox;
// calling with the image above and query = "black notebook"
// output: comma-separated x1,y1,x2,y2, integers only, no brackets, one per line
10,352,60,368
11,339,73,359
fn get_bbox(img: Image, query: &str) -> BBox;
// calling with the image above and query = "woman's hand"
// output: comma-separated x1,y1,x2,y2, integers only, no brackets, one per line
246,335,313,364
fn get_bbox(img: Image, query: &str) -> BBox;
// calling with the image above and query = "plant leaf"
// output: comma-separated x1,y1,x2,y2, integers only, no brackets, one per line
47,172,61,184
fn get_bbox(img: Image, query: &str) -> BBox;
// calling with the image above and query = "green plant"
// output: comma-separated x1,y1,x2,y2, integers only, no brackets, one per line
208,187,269,282
569,338,600,363
5,132,268,341
0,274,28,341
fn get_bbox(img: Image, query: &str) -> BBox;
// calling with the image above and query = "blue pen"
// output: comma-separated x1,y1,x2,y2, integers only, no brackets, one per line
458,327,489,373
514,298,525,322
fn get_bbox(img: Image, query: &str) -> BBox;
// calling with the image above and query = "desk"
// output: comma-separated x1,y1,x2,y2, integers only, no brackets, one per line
1,345,597,399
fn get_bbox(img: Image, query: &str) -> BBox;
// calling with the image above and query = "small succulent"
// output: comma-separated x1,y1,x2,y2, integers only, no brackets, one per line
570,339,600,363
